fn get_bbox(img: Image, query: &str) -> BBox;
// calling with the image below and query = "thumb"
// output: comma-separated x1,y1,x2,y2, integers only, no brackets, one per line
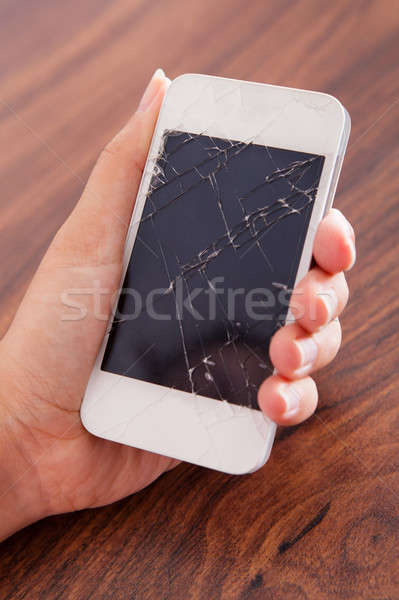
51,67,170,268
1,69,169,408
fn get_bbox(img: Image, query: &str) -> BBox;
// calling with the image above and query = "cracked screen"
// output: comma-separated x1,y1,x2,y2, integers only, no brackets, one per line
102,131,325,410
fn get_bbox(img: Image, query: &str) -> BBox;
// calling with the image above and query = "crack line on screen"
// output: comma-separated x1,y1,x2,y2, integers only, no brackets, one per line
107,129,323,410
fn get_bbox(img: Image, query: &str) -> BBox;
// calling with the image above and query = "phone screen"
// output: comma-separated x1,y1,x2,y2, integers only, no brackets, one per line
101,131,324,409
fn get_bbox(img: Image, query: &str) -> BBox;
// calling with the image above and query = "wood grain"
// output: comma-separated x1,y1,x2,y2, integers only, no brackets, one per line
1,0,398,598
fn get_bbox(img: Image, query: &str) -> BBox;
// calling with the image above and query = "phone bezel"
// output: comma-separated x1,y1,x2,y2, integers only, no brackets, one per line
81,74,350,474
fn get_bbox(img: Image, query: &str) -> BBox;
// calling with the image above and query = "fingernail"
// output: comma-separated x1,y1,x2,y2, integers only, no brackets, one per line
344,218,356,271
344,218,355,243
280,385,301,419
138,68,165,112
345,240,356,271
319,288,338,324
293,337,318,377
345,232,356,271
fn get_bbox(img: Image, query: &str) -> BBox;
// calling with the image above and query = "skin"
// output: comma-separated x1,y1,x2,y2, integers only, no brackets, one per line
0,70,356,540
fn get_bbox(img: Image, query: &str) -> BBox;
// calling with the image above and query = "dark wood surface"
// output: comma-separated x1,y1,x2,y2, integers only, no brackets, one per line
1,1,398,598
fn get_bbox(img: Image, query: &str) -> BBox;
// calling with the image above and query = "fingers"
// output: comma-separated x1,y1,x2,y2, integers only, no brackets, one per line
259,320,341,425
269,319,342,379
259,209,356,425
52,68,170,266
258,374,318,426
313,208,356,273
288,209,354,333
290,266,349,332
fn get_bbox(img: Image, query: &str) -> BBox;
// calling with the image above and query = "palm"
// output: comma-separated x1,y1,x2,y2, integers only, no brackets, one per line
2,235,175,514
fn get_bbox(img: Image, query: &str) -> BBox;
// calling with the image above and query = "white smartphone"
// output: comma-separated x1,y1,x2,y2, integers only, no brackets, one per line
81,74,350,474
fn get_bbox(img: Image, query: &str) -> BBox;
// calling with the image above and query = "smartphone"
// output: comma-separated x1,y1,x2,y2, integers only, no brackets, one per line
81,74,350,474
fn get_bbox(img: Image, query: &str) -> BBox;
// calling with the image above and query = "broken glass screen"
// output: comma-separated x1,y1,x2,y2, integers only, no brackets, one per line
102,131,325,410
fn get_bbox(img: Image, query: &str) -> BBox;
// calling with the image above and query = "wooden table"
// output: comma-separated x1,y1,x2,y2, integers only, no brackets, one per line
1,1,398,598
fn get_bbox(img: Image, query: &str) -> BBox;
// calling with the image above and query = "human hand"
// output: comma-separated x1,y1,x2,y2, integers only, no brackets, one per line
258,207,355,424
0,69,355,540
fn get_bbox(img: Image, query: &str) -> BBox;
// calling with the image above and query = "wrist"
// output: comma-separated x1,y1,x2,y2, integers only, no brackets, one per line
0,375,50,540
